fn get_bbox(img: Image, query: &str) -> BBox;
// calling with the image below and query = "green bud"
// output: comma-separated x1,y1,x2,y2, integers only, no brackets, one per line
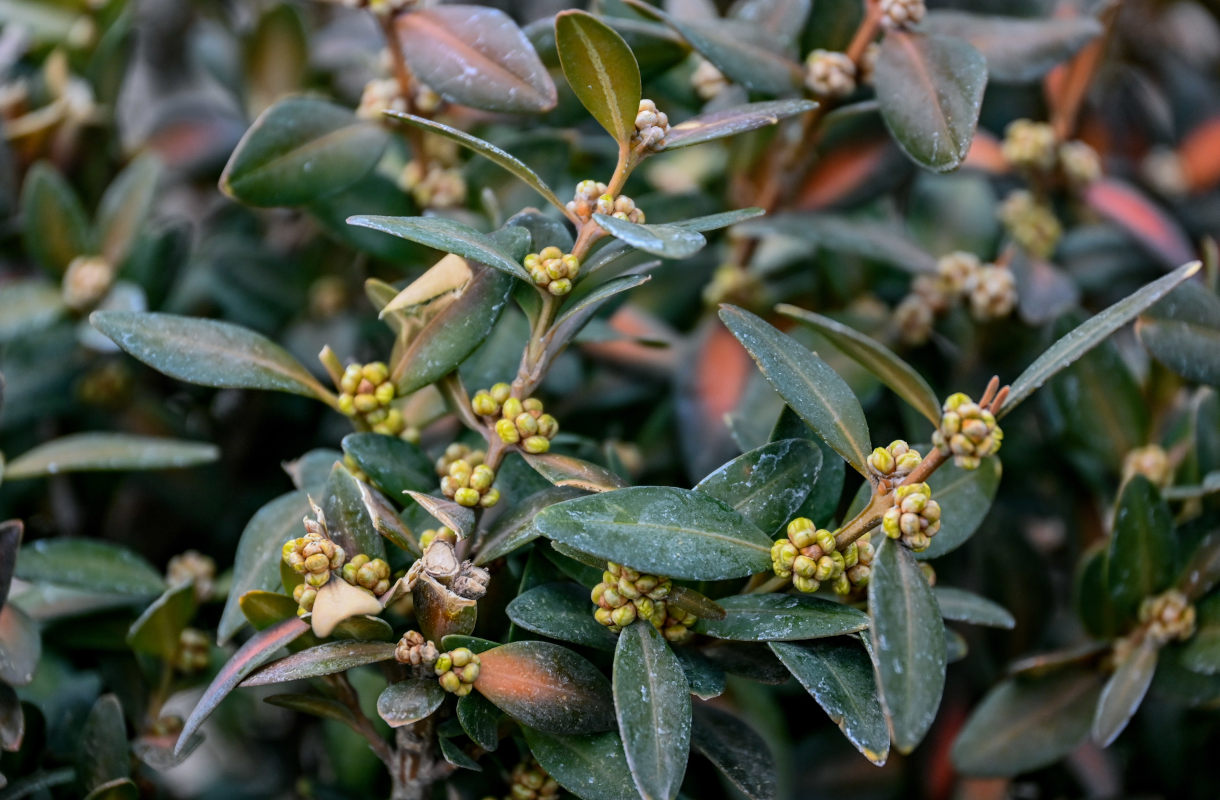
611,604,637,627
539,245,563,261
459,663,480,683
815,530,837,555
594,607,614,627
502,397,524,419
305,570,330,588
832,575,852,595
618,576,641,600
847,564,871,586
354,393,379,414
515,412,539,436
793,575,820,593
882,508,902,538
814,556,835,581
338,393,356,416
548,278,572,295
478,487,500,507
868,446,895,475
450,647,472,668
439,671,462,693
793,554,817,579
524,253,541,271
372,382,395,406
787,517,816,548
635,596,655,620
471,392,498,417
537,414,559,438
448,460,472,485
496,419,521,444
454,488,480,507
562,254,580,277
470,464,495,491
522,435,550,454
362,362,389,384
490,383,512,403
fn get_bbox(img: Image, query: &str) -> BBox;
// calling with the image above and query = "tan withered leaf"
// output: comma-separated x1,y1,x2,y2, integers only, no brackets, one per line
381,254,472,317
310,577,383,638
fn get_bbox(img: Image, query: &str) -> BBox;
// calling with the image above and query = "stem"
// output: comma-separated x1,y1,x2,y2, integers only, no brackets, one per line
378,12,427,168
326,674,396,772
748,574,792,595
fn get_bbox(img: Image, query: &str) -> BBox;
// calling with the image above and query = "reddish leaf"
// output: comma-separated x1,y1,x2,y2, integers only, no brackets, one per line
1085,178,1194,268
795,137,907,211
1177,115,1220,194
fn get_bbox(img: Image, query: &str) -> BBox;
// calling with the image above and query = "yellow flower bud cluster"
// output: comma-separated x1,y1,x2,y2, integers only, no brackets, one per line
472,384,559,454
1001,119,1102,188
867,440,924,481
999,189,1062,259
524,246,581,296
1139,589,1196,646
1122,445,1172,488
419,527,458,550
283,531,346,589
893,251,1015,344
881,483,941,552
342,553,392,596
435,443,485,477
440,457,499,508
566,180,645,225
435,647,480,696
591,563,695,642
356,77,405,120
337,361,405,436
771,518,874,595
171,628,210,674
508,756,561,800
932,392,1003,469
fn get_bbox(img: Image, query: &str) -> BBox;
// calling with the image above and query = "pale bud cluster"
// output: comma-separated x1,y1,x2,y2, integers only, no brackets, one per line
435,443,485,477
999,189,1063,259
691,56,729,101
337,361,406,436
880,0,926,29
566,180,645,224
633,98,670,149
172,628,210,674
591,563,695,642
524,245,581,296
399,159,466,209
1001,119,1102,188
62,255,114,311
804,50,856,98
965,264,1018,321
508,757,561,800
771,518,874,595
394,630,440,673
166,550,216,602
435,647,480,695
1139,590,1196,646
283,531,346,589
933,392,1003,469
868,440,924,480
440,457,499,508
894,251,1015,344
471,384,559,454
1122,445,1172,488
356,77,405,120
882,483,941,552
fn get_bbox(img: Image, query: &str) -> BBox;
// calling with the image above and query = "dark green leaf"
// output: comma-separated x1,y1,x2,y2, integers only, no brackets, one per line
78,695,129,791
535,486,772,581
523,727,638,800
20,161,93,273
770,637,889,765
284,449,341,494
921,11,1102,83
917,456,1001,560
1001,260,1201,416
264,694,360,728
98,155,160,265
673,647,725,700
16,539,165,596
695,439,821,536
555,10,641,144
778,306,941,424
376,678,446,728
476,486,586,565
0,604,40,686
456,692,500,751
591,214,707,259
91,311,328,399
1179,594,1220,674
1092,638,1158,746
241,641,396,687
689,705,776,800
439,736,481,770
659,16,802,94
553,274,651,334
220,97,388,207
868,538,945,754
720,305,871,474
738,213,938,274
951,668,1103,776
874,32,987,172
658,99,817,150
127,583,198,659
341,433,434,499
0,279,65,343
0,519,21,612
322,463,388,562
1137,282,1220,386
507,583,619,651
347,216,530,281
933,587,1015,629
613,621,690,800
397,6,556,113
476,641,616,734
694,593,868,641
1075,544,1118,640
1107,476,1176,622
3,434,218,480
441,635,502,654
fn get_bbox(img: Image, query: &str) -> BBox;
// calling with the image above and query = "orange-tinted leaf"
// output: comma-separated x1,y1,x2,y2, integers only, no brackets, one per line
1084,178,1194,268
475,641,615,735
1177,115,1220,194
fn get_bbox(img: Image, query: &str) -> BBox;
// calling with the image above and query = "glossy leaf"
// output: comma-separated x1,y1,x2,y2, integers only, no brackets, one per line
555,10,641,144
78,695,130,791
738,213,938,274
523,727,638,800
219,491,310,644
592,214,707,259
614,621,690,800
933,587,1015,629
507,583,619,651
1179,594,1220,674
695,439,821,536
20,161,93,273
321,464,388,562
98,155,160,265
868,538,946,754
917,456,1002,560
397,6,556,114
476,486,585,565
241,640,395,687
770,638,889,765
1001,260,1201,416
456,692,500,750
659,99,817,150
874,32,987,172
16,539,165,596
0,604,40,686
91,311,327,399
127,583,197,659
219,97,388,207
383,111,566,213
689,705,777,800
720,305,871,473
694,593,868,641
176,616,310,754
535,486,772,581
951,668,1103,776
0,280,65,343
1107,476,1176,622
1093,638,1158,746
673,647,725,700
376,678,446,728
341,433,434,499
921,11,1102,83
347,215,530,281
1137,282,1220,386
552,275,652,341
3,433,218,480
475,641,616,734
523,453,627,493
778,306,940,424
660,16,802,94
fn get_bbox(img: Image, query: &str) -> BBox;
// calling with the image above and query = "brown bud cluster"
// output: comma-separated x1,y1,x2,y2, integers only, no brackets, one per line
880,0,926,29
508,757,561,800
394,630,440,673
400,159,466,209
566,180,645,225
166,549,215,602
893,251,1016,344
771,518,875,595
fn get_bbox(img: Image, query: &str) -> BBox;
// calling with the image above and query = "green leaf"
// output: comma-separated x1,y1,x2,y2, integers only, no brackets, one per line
97,155,161,265
506,583,619,651
1075,545,1118,640
20,161,93,273
658,99,817,150
657,16,802,94
126,583,198,659
321,463,388,562
535,486,772,581
442,635,502,654
456,692,500,751
1137,282,1220,386
694,593,868,641
770,637,889,765
921,11,1103,83
1092,638,1158,746
16,539,165,596
868,538,946,754
1179,594,1220,674
219,97,389,207
347,215,530,281
264,693,360,728
475,641,616,734
720,305,871,474
78,695,130,791
476,486,586,565
439,736,481,771
0,604,40,686
553,274,651,334
695,439,821,536
396,6,556,114
673,647,725,700
523,453,628,493
874,32,987,172
341,433,434,499
0,519,21,612
689,705,777,800
951,668,1103,776
591,214,707,259
404,491,475,541
1107,476,1176,623
739,213,939,274
933,587,1015,629
523,727,638,800
613,622,691,800
778,306,941,424
555,10,641,145
241,641,397,687
383,112,567,214
1001,260,1202,417
91,311,328,399
3,434,218,480
917,456,1001,559
219,491,310,644
0,279,66,343
376,678,446,728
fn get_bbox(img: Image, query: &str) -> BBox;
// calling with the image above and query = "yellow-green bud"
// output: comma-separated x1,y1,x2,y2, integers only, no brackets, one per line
786,517,817,548
548,278,572,296
454,488,480,507
537,414,559,438
515,412,539,437
472,391,499,416
490,383,512,403
354,393,379,413
523,435,551,454
793,575,820,593
496,419,521,444
338,394,356,416
479,488,501,507
502,397,524,419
